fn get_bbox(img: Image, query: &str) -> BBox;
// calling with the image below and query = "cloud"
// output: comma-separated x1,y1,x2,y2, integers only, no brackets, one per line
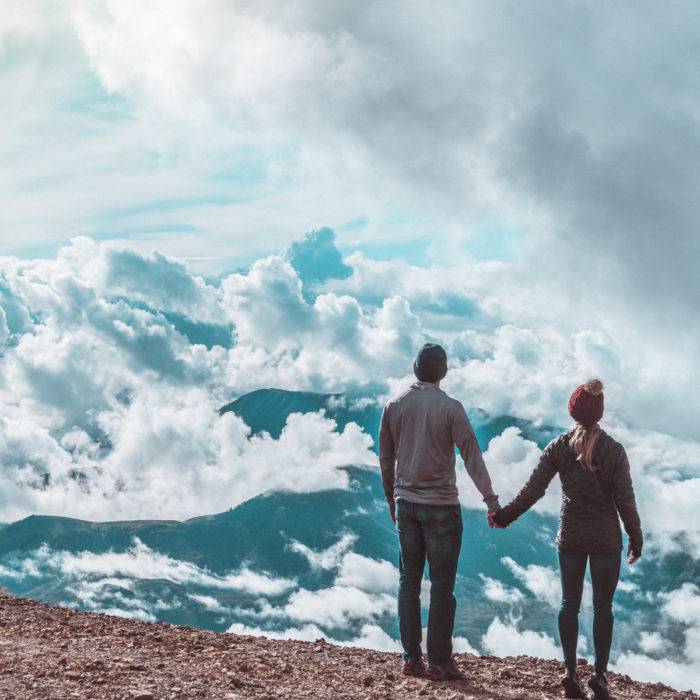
227,621,327,643
221,252,424,392
8,538,297,595
480,427,561,515
638,631,670,655
287,533,357,572
187,594,230,614
0,246,381,522
480,575,525,605
225,539,428,647
0,233,698,549
501,557,564,611
482,617,561,661
288,537,434,602
611,583,700,692
281,585,394,629
335,552,399,595
612,653,700,695
2,1,698,444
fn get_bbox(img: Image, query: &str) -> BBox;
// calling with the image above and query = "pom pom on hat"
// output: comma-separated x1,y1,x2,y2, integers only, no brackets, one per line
584,378,604,396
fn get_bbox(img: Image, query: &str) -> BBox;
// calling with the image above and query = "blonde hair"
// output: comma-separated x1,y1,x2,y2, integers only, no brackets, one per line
569,378,604,471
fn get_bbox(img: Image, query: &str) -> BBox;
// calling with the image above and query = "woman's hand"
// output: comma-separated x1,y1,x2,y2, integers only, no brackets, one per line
487,510,506,529
626,544,641,565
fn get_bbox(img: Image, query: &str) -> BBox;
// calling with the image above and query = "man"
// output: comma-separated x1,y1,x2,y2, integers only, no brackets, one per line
379,343,500,681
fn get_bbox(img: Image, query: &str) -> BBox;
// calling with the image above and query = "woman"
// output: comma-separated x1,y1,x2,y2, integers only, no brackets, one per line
490,379,642,700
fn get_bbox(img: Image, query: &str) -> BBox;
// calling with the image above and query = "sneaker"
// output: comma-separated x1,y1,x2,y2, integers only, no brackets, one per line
561,669,587,698
588,672,612,700
402,656,426,676
425,658,466,681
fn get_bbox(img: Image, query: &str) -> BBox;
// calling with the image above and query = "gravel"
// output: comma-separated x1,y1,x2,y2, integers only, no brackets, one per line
0,591,696,699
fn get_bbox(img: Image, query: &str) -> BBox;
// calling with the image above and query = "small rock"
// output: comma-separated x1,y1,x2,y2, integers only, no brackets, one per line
362,675,374,687
577,657,589,666
130,692,154,700
64,670,81,680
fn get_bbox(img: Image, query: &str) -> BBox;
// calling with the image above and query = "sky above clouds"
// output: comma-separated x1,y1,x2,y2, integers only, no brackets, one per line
1,0,698,433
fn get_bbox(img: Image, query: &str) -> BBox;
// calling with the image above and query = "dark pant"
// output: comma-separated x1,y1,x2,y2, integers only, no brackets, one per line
558,549,621,674
396,499,463,663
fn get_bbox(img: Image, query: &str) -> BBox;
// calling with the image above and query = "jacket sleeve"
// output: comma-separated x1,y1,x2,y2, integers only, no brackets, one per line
451,403,500,512
612,445,643,555
378,404,396,504
493,442,558,526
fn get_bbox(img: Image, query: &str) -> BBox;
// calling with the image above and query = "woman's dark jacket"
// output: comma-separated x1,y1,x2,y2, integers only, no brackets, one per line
492,428,643,555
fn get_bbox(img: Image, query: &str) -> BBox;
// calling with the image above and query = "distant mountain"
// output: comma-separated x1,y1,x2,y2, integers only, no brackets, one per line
220,388,381,443
0,465,558,640
220,387,561,451
0,387,696,687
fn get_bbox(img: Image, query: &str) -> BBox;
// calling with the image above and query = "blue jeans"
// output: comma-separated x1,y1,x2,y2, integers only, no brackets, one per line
396,499,463,663
558,550,621,673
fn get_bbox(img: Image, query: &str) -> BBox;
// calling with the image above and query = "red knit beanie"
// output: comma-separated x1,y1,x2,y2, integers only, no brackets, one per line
568,378,604,426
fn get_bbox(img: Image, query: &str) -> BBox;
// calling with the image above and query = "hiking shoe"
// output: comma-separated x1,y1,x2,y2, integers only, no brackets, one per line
588,672,612,700
402,656,426,676
426,658,466,681
561,669,587,698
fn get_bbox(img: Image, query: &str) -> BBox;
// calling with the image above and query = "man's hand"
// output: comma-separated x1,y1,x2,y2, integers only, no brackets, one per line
626,544,641,565
487,510,506,529
388,500,396,524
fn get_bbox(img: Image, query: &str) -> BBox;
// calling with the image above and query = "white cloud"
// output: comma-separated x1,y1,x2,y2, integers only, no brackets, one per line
638,631,670,655
0,250,378,521
187,594,230,614
226,621,476,656
480,427,561,515
611,584,700,692
0,234,697,569
336,552,398,595
228,621,327,643
612,653,700,694
9,538,296,596
501,557,567,611
482,617,561,661
94,607,157,622
1,0,698,442
282,585,394,629
287,533,357,572
480,575,525,605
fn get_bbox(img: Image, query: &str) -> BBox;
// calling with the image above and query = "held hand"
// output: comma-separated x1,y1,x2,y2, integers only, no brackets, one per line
626,544,641,565
487,511,506,529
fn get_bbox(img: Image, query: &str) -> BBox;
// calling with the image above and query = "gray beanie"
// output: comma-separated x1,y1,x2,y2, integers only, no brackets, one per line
413,343,448,382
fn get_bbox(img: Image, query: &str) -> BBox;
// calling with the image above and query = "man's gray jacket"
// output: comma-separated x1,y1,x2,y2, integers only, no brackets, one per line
379,381,500,511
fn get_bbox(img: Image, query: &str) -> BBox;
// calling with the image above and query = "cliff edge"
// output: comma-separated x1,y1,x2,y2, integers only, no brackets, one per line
0,591,696,699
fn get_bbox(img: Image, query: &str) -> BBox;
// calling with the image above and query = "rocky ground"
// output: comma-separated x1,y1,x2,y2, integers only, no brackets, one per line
0,591,697,700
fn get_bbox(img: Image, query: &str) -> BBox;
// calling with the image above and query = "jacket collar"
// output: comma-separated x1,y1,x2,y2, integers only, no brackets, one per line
412,381,440,391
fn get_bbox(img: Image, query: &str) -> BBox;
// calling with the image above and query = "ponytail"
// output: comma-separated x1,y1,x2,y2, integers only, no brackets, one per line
570,422,600,471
